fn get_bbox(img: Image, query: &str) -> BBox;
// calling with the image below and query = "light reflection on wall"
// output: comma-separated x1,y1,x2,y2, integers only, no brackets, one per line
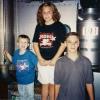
77,12,100,67
82,22,99,36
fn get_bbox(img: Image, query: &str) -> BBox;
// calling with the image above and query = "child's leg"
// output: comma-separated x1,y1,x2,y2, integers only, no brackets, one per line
18,83,34,100
26,82,34,100
47,65,55,100
18,84,26,100
49,84,55,100
42,84,49,100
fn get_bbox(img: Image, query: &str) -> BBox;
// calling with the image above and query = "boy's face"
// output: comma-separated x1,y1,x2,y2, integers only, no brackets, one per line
17,38,29,51
66,35,79,54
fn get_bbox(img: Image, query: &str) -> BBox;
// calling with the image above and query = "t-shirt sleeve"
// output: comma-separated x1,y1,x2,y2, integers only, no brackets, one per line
30,52,38,67
85,59,94,84
54,60,63,84
32,25,39,43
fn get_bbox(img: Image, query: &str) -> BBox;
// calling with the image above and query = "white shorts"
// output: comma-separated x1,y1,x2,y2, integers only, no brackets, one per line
37,63,55,84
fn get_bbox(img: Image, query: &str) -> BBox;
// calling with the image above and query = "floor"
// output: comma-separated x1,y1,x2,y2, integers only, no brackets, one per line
0,66,42,100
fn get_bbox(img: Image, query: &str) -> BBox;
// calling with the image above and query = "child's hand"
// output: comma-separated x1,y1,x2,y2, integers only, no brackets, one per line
39,59,48,66
49,59,56,66
3,50,12,62
4,50,8,58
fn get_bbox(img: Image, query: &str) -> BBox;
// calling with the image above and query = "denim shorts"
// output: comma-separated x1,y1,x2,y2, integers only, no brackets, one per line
18,82,34,100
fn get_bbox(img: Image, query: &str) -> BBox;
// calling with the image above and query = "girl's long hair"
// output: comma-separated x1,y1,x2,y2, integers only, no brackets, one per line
37,2,61,25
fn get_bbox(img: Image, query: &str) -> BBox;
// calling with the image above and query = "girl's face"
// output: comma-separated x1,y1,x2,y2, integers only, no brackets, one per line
42,6,53,23
66,35,79,54
17,38,29,51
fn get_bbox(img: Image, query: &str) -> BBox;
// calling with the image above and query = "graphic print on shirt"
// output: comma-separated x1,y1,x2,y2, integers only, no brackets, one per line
16,59,29,72
39,32,56,48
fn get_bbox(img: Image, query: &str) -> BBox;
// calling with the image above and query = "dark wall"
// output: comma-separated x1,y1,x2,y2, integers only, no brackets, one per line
80,0,100,9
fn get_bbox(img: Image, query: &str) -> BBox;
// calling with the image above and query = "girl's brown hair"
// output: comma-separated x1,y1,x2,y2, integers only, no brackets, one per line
37,2,61,25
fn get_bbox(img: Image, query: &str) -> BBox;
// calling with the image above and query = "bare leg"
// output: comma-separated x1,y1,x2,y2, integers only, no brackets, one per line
42,84,49,100
49,84,55,100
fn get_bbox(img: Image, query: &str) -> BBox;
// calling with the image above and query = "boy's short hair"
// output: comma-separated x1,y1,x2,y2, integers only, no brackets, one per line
65,32,80,41
17,34,30,44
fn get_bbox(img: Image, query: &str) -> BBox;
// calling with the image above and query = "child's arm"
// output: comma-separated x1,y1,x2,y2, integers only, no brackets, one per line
86,84,94,100
33,43,48,66
4,50,12,62
55,84,60,100
49,42,66,66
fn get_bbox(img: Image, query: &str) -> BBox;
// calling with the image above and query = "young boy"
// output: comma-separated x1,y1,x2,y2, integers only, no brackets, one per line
4,35,37,100
54,32,94,100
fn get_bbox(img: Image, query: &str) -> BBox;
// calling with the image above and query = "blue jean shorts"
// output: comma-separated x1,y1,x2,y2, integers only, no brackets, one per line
18,82,34,100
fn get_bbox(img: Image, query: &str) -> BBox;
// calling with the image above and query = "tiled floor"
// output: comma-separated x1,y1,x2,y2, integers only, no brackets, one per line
11,94,41,100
